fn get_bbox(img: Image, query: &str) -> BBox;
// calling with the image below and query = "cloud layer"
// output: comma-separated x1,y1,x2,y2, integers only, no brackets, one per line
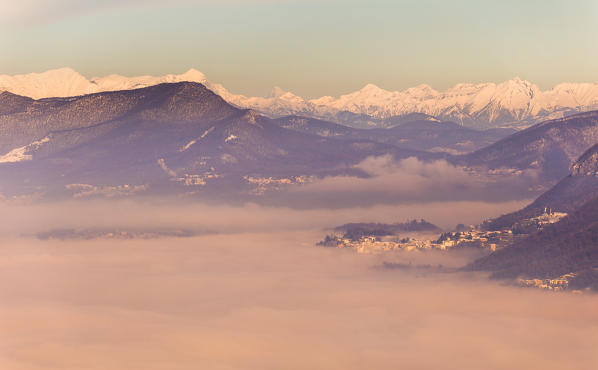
1,230,597,370
0,171,588,370
281,155,538,207
0,196,529,237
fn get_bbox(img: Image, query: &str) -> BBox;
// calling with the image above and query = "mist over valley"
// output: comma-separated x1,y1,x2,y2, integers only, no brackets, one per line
3,1,598,367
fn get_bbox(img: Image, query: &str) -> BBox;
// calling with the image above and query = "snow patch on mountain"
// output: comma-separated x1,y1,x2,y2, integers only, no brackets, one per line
225,134,238,143
0,68,93,100
0,136,50,163
179,127,214,152
157,158,176,177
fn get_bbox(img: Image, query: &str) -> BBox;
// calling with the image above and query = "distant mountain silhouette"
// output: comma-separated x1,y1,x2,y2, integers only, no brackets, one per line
460,110,598,184
273,115,514,154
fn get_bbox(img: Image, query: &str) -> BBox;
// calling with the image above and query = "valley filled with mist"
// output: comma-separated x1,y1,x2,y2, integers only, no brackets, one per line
3,1,598,366
2,199,598,370
2,68,598,368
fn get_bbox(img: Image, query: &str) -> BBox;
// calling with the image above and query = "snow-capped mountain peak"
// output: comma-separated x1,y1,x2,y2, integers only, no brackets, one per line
268,86,288,99
1,68,598,128
0,67,92,99
359,83,385,93
405,84,437,96
178,68,208,82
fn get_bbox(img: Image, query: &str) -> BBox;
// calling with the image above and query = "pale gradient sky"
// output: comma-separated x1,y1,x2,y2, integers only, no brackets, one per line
1,0,597,97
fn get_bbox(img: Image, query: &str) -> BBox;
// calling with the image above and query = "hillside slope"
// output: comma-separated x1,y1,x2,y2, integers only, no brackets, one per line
0,83,428,199
460,111,598,183
467,195,598,289
485,143,598,230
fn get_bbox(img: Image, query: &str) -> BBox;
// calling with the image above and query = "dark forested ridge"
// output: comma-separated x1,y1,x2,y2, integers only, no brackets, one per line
466,143,598,290
485,143,598,231
460,110,598,183
332,220,441,240
467,196,598,282
273,115,513,154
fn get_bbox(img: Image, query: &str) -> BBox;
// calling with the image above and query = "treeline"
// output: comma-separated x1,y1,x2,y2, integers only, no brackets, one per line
333,219,440,240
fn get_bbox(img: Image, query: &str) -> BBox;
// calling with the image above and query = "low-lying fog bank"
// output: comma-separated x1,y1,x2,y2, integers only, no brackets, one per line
1,231,597,370
1,200,596,369
0,198,530,237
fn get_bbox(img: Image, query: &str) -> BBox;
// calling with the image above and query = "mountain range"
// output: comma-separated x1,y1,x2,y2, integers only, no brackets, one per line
1,81,598,201
459,110,598,184
272,115,515,154
0,83,429,199
2,77,598,288
2,68,598,129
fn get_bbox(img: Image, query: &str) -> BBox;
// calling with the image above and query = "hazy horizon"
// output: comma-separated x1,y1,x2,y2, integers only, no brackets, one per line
1,0,598,98
6,66,598,99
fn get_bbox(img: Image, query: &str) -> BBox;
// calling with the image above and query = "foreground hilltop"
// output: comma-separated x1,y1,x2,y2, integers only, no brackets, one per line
467,144,598,290
484,143,598,230
467,196,598,291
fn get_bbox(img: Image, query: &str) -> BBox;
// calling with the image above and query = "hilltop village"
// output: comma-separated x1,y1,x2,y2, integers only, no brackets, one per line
318,210,572,291
318,227,516,254
517,273,576,292
318,209,567,254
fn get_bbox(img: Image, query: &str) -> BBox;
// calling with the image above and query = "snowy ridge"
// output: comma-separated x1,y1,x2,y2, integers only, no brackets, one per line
1,68,598,128
0,68,214,100
0,136,50,163
179,127,214,152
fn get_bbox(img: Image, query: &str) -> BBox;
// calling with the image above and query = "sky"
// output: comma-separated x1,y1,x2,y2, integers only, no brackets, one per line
1,0,598,97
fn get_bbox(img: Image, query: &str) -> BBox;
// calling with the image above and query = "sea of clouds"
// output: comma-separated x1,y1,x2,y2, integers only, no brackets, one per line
1,199,597,370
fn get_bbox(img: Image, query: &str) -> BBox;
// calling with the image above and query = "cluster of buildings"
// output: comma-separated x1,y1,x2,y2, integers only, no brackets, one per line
66,183,148,198
534,208,568,224
174,171,220,186
518,273,577,292
243,175,313,195
319,209,568,258
318,228,515,255
510,208,569,234
318,209,586,293
344,236,431,254
36,228,196,240
435,229,518,252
